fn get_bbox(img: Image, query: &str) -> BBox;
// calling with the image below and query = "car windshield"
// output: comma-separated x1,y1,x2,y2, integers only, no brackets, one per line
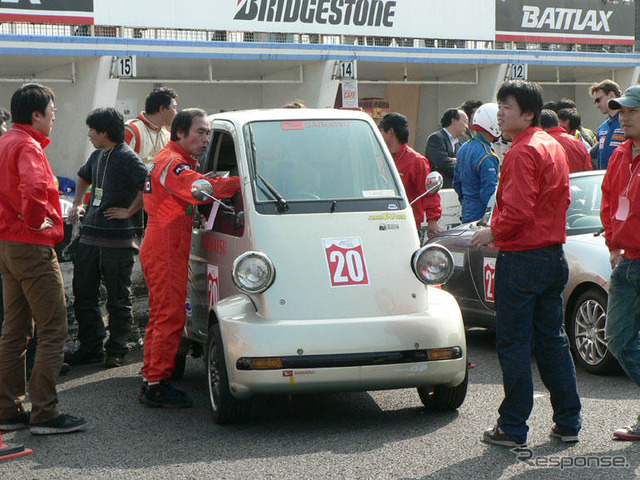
246,119,400,203
479,172,604,235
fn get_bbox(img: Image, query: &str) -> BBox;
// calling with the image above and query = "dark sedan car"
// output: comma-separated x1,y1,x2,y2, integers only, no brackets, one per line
427,170,618,375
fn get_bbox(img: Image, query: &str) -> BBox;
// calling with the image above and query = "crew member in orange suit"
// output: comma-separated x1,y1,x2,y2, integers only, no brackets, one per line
139,108,240,408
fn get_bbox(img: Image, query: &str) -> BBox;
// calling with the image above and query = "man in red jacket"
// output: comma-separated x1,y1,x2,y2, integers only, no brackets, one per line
140,108,240,408
471,81,581,447
600,85,640,441
541,109,592,173
0,84,86,434
379,113,442,236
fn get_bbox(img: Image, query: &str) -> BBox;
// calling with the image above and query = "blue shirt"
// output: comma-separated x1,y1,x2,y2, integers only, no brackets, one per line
596,113,625,170
452,134,499,223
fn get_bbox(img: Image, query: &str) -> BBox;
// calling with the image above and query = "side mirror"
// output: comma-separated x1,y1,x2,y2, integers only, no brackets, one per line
425,171,443,195
190,178,236,213
191,179,214,201
410,171,444,206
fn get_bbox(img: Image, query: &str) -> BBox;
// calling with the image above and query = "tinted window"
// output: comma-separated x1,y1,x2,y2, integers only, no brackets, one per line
246,119,400,203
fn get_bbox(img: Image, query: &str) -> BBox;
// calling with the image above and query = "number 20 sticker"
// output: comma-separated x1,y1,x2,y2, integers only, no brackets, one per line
483,257,496,302
322,237,369,287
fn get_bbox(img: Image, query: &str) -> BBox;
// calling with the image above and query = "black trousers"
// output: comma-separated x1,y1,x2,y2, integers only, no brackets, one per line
72,243,136,357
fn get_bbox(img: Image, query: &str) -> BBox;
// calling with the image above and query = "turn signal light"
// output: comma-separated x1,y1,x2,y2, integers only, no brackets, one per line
428,347,458,361
249,357,284,370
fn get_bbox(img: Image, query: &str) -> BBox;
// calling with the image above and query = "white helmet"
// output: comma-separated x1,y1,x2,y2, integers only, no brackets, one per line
472,103,500,138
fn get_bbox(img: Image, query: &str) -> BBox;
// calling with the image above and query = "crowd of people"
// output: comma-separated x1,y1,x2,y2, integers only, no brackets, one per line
0,78,639,446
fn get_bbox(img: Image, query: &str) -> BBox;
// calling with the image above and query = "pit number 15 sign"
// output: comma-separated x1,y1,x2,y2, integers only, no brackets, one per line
115,56,137,78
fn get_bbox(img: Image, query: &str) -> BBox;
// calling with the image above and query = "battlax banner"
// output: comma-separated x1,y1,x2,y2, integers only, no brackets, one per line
496,0,634,45
0,0,94,25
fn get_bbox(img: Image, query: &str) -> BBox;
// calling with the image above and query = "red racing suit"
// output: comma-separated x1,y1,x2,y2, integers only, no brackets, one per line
601,139,640,259
546,126,592,174
491,127,570,251
140,141,240,382
394,143,442,230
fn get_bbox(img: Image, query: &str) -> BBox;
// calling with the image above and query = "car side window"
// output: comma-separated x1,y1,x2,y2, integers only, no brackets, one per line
203,130,244,237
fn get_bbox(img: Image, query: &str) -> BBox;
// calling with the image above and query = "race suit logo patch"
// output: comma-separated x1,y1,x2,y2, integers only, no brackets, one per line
322,237,369,287
173,163,192,176
143,176,152,193
483,257,496,302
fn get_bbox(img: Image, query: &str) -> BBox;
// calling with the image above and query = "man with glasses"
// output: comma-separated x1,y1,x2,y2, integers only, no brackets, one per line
0,84,86,434
590,79,624,170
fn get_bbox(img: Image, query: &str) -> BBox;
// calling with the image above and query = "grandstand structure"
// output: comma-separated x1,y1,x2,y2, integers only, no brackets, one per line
0,0,638,177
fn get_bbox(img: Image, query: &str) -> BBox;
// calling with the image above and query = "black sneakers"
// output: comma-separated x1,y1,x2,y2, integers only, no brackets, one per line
30,414,87,435
64,349,104,365
143,380,193,408
138,381,148,403
104,354,125,369
0,412,30,431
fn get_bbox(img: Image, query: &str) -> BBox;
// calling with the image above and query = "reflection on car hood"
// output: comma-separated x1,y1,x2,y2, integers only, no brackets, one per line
566,232,607,248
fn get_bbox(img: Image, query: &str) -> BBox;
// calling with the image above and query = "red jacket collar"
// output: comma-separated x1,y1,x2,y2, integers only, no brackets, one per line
166,140,197,164
137,113,161,132
546,126,567,135
12,123,51,149
511,126,542,145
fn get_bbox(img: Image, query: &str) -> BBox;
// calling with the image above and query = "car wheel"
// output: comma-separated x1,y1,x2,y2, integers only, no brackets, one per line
206,323,252,424
567,289,620,375
417,371,468,411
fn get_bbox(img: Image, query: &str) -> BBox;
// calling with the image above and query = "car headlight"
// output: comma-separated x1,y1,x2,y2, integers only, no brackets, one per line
411,244,454,286
232,251,275,294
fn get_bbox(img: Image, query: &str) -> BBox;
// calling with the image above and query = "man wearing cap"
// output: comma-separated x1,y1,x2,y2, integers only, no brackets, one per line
379,112,442,236
600,85,640,441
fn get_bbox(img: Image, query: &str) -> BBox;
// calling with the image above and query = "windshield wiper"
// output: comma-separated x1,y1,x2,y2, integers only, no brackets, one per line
257,174,288,213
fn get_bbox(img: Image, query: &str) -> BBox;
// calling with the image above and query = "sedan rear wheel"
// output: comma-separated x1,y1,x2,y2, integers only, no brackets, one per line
206,323,252,424
567,289,620,375
417,371,468,411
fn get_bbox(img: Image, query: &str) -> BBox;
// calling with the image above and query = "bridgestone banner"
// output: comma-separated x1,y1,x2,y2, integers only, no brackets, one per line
92,0,494,41
496,0,635,45
0,0,94,25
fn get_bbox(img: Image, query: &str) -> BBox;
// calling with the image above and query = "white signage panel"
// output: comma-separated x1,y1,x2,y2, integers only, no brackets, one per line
94,0,494,41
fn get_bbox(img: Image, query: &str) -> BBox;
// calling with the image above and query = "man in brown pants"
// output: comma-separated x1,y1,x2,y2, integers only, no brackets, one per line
0,84,86,435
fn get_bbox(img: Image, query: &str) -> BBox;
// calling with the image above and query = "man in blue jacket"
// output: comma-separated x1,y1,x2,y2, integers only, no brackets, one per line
590,79,624,170
453,103,501,223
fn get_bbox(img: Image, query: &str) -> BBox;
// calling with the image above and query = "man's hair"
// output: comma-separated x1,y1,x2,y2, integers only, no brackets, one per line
557,108,582,132
440,108,462,128
10,83,55,125
543,101,557,111
171,108,207,141
555,98,577,111
145,87,178,115
0,107,10,123
459,100,482,118
282,100,306,108
497,80,544,128
378,112,409,144
540,109,559,129
86,107,125,143
589,79,621,97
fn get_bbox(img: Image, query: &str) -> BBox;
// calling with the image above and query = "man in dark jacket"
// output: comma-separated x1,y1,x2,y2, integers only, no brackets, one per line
65,108,148,368
425,108,468,188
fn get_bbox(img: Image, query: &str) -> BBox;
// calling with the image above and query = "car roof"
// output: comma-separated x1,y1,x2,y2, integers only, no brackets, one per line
207,108,374,125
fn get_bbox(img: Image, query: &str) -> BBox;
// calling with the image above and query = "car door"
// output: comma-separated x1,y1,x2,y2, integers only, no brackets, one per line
187,121,246,339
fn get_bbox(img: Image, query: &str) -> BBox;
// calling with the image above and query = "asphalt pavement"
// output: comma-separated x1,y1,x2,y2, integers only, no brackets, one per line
1,328,639,479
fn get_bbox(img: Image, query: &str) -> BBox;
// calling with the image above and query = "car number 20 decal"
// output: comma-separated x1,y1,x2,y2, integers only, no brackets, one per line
322,237,369,287
483,257,496,302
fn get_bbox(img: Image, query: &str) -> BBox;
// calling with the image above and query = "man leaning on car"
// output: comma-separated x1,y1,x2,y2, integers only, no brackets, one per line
600,85,640,441
470,80,582,448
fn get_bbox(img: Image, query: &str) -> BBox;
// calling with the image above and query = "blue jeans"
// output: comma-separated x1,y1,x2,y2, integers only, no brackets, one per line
494,246,582,444
605,257,640,386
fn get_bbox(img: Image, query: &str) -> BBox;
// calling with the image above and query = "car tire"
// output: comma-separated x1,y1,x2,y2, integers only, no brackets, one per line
567,288,620,375
206,322,252,424
417,371,468,411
